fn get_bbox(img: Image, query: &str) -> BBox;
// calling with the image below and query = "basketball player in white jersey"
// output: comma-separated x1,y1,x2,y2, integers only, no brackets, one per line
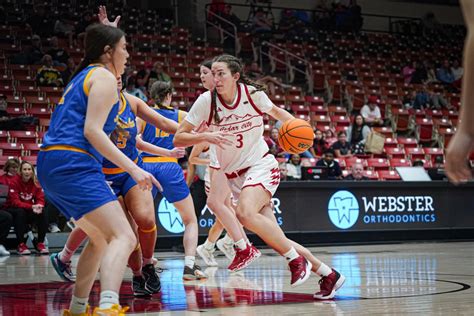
175,55,345,299
446,0,474,184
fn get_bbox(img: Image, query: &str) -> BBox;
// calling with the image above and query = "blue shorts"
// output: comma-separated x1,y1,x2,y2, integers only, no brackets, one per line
37,150,117,221
143,162,189,203
104,159,142,197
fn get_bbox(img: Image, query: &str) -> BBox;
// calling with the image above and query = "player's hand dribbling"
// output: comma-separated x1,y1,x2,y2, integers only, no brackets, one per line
204,131,234,149
445,132,473,184
130,167,163,192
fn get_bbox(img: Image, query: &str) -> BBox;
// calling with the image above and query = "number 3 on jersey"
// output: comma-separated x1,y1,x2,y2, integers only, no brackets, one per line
236,134,243,148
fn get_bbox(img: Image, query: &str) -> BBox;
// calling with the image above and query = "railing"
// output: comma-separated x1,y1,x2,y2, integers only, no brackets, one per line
204,8,240,55
259,41,313,90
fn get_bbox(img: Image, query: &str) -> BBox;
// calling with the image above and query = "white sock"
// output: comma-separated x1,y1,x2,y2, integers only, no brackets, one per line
70,295,88,314
283,247,299,262
235,239,247,250
316,263,332,277
99,290,119,309
203,239,215,250
59,246,74,263
222,233,233,245
184,256,195,268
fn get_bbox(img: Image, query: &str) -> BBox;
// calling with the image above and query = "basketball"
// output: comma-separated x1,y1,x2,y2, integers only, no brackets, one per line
278,119,314,154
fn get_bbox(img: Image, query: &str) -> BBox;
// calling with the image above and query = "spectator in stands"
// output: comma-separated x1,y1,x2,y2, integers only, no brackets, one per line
413,160,425,167
425,61,438,84
414,85,431,110
402,61,416,84
310,128,329,158
61,57,76,85
140,62,171,93
437,60,456,85
332,131,353,158
278,9,298,36
324,128,337,146
428,155,447,181
422,12,445,38
36,55,64,87
344,162,368,181
0,209,12,256
430,89,452,110
6,161,48,255
75,11,94,47
47,36,70,67
0,158,20,187
252,8,273,33
415,85,452,110
13,34,45,65
347,114,370,155
286,154,302,180
361,95,383,126
54,15,75,47
265,127,286,158
26,4,54,37
208,0,227,22
125,76,148,102
403,89,416,108
451,59,464,81
279,162,288,181
411,62,428,84
316,150,342,180
220,4,242,31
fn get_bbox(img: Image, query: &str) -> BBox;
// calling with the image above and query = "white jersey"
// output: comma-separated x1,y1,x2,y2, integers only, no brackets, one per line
186,83,273,174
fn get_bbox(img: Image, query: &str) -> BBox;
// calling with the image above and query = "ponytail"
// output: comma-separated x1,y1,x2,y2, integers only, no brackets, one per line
211,89,221,124
239,74,267,94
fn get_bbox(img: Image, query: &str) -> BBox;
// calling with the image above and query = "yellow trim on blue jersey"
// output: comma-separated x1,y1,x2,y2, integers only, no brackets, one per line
178,110,186,123
118,93,127,115
40,145,94,158
102,157,139,174
142,156,178,163
83,67,99,96
140,121,146,134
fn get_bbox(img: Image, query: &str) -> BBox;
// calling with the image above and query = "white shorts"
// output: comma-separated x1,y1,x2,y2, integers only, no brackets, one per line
226,154,280,202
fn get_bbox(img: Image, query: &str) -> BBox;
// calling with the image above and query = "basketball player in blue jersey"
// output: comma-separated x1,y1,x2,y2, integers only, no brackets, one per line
137,81,207,280
37,24,160,316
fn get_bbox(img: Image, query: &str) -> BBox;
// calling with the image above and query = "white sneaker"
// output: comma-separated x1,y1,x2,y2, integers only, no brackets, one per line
49,224,61,233
196,244,218,266
0,244,10,256
216,238,235,261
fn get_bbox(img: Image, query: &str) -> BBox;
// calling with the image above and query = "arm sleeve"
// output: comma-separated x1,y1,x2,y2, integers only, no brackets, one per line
249,90,274,113
362,126,370,140
360,105,369,119
185,93,211,127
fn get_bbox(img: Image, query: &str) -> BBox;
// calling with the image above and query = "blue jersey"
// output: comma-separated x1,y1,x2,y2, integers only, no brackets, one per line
102,93,139,172
140,105,185,156
41,64,119,162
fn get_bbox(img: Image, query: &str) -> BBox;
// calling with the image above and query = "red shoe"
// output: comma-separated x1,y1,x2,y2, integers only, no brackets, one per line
313,269,345,300
17,243,31,255
227,244,261,272
36,242,49,255
289,255,312,287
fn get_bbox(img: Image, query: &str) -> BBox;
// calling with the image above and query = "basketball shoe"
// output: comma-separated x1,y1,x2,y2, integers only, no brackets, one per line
196,244,218,266
92,304,129,315
50,252,76,282
17,243,31,255
142,264,161,294
35,242,49,255
183,264,207,280
288,255,312,287
313,269,345,300
62,305,91,316
132,275,151,297
227,244,261,272
216,238,235,260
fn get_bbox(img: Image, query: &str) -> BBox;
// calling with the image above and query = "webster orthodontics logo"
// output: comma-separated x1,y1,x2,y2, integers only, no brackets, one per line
328,190,360,229
157,198,184,234
328,190,437,229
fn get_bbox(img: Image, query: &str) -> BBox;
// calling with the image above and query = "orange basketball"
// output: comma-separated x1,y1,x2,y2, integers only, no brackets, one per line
278,119,314,154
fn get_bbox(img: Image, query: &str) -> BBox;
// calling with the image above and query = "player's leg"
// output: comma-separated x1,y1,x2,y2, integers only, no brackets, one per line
51,226,87,282
260,203,345,298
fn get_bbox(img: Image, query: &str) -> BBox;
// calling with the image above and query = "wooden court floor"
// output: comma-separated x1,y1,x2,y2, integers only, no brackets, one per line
0,241,473,315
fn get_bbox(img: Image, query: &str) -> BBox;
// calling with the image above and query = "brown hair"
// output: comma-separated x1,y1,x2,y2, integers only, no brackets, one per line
150,81,173,105
3,158,19,174
210,54,267,123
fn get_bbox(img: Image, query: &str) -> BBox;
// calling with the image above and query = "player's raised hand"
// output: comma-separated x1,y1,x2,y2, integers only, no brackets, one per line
98,5,121,28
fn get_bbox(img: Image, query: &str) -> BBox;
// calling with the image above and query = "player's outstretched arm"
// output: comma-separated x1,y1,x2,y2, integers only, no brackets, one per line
267,105,295,123
446,0,474,184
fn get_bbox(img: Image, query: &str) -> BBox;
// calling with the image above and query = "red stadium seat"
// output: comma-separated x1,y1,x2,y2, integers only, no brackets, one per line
415,118,434,143
390,158,412,168
6,107,26,117
385,147,405,158
0,131,8,143
331,115,351,127
372,126,394,138
423,147,444,163
367,158,390,171
21,155,37,165
0,142,22,156
392,108,410,133
26,107,51,119
397,137,418,148
345,157,367,168
378,170,401,181
9,131,37,144
383,137,398,149
405,147,425,160
363,170,379,180
22,143,41,155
